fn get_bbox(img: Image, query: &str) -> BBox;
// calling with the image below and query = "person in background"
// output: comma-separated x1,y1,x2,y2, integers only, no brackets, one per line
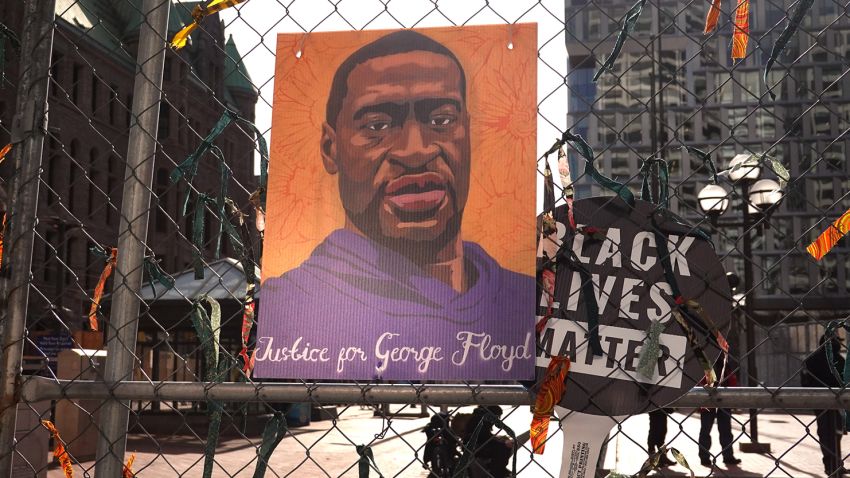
698,356,742,467
802,333,847,477
647,409,675,467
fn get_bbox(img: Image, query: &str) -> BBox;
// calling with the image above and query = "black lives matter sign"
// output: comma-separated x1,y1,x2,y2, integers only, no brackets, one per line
537,197,730,416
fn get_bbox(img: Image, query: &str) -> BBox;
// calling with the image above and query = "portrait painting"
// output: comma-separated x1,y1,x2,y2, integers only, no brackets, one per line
254,24,538,380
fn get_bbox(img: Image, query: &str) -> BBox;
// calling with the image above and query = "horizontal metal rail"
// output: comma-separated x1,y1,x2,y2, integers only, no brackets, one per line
18,376,850,409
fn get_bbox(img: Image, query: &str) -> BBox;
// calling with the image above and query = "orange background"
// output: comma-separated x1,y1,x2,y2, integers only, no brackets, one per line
263,24,537,279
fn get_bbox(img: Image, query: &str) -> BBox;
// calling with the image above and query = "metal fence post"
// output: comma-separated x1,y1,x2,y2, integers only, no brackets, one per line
0,0,57,475
93,0,169,475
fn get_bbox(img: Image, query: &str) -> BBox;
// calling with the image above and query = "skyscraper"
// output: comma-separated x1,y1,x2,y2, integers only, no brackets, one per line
565,0,850,383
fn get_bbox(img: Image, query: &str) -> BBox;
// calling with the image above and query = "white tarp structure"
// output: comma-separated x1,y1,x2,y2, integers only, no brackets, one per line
138,258,260,302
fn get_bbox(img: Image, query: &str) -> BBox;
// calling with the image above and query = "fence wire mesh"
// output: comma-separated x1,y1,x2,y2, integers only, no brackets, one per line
0,0,849,476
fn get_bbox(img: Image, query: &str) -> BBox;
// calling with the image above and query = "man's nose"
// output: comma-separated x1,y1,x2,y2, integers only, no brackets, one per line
388,122,439,168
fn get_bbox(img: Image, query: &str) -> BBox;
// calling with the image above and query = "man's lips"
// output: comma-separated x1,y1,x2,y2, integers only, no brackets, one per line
384,172,448,214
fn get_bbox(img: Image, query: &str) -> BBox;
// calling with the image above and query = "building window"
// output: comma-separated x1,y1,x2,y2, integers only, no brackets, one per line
43,231,57,282
107,156,121,226
786,181,808,212
69,166,77,214
46,156,58,206
610,152,630,181
813,178,835,209
702,109,722,140
88,149,100,218
164,58,172,81
91,74,99,114
109,85,118,125
155,169,168,233
64,237,77,285
727,108,748,137
72,64,82,105
50,54,63,97
158,102,170,139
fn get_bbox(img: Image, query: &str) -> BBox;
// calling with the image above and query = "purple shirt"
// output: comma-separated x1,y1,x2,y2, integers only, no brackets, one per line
254,229,535,380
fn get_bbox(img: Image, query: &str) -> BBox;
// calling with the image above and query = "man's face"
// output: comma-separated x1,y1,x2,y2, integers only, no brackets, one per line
323,50,470,245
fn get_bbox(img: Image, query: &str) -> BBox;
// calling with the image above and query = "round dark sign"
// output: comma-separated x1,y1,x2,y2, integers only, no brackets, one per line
536,197,731,416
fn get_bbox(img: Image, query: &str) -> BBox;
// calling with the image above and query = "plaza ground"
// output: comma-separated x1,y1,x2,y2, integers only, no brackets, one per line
46,406,847,477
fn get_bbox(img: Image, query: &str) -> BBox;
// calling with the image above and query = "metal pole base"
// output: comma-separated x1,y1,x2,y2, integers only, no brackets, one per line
739,442,772,453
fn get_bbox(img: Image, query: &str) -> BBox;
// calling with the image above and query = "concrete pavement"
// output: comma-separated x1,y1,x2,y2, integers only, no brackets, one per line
45,407,845,477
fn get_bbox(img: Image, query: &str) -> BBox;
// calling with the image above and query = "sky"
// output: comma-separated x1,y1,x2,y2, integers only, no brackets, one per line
218,0,569,211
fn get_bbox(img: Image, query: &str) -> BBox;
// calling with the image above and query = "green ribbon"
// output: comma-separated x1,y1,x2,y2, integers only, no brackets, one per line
764,0,814,100
592,0,648,82
824,320,850,429
89,244,111,259
684,146,718,184
562,130,635,206
190,192,246,280
191,296,224,478
172,109,263,282
191,194,211,279
569,249,605,356
171,108,269,209
726,153,790,192
143,255,175,296
455,414,517,478
253,412,288,478
637,319,666,379
763,154,790,191
640,158,669,209
356,445,383,478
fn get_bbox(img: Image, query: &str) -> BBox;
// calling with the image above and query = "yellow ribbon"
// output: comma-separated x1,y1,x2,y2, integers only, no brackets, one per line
123,453,136,478
171,0,247,50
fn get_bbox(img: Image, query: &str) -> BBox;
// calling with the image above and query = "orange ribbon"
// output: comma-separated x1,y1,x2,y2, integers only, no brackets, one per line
530,356,571,454
88,247,117,331
0,143,11,163
704,0,721,33
239,299,256,375
807,207,850,261
123,453,136,478
41,420,74,478
731,0,750,59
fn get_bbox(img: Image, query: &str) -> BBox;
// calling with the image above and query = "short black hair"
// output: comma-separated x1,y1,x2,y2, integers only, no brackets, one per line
325,30,467,129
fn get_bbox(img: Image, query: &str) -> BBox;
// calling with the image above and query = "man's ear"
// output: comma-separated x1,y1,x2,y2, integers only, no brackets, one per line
321,122,338,175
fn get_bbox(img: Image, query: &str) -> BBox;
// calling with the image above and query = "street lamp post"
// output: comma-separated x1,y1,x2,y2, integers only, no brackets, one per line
698,154,781,454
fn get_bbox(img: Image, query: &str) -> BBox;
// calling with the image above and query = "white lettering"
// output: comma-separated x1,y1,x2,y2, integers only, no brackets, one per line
630,232,657,271
254,336,330,364
595,227,622,268
619,278,642,320
667,235,694,276
572,225,592,264
648,282,674,322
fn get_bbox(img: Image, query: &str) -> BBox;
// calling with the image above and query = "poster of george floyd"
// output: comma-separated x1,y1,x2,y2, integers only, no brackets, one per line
254,24,538,381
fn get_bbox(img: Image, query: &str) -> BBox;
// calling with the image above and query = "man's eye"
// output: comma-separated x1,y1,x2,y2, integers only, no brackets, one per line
366,121,390,131
430,116,455,126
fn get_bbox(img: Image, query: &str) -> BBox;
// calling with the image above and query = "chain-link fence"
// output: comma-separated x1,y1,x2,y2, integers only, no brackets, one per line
0,0,849,476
